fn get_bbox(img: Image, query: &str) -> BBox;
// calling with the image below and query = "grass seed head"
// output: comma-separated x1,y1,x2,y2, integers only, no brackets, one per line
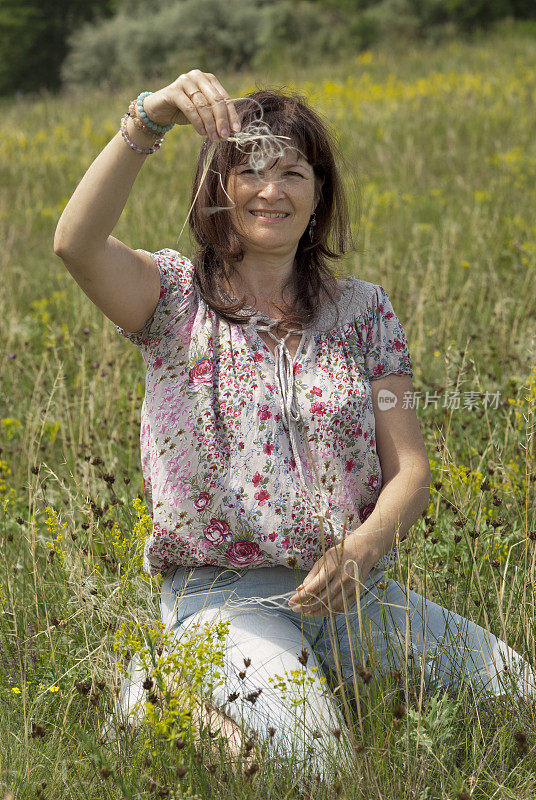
514,729,529,753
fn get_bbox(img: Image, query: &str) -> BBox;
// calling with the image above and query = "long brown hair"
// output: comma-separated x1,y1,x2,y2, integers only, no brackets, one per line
188,88,355,330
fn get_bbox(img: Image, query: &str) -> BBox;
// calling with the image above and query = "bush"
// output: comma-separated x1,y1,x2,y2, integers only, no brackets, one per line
0,0,118,97
324,0,536,41
58,0,536,93
256,1,348,69
61,0,270,89
160,0,261,73
352,0,422,44
60,0,352,90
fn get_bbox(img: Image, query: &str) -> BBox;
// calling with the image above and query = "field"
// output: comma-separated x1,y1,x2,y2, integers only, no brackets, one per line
1,20,536,800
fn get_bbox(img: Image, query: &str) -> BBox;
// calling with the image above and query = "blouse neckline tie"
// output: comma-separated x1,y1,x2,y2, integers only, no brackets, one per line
248,314,344,550
250,315,302,426
215,288,348,553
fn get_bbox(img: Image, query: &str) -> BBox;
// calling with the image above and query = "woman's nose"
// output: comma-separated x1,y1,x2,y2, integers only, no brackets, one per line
257,179,285,201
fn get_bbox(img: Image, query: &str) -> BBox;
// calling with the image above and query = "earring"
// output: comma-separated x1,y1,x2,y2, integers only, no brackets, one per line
308,212,317,241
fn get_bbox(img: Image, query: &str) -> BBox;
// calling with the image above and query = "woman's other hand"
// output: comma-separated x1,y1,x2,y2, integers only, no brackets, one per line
288,535,378,617
142,69,241,141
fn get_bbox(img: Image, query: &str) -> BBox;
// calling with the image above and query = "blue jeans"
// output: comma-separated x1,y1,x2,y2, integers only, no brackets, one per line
118,563,536,787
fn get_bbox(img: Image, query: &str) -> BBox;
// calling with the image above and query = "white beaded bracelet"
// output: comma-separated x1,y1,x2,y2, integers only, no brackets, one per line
120,112,164,155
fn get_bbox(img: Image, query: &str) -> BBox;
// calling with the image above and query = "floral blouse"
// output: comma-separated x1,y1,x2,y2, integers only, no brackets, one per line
114,248,414,576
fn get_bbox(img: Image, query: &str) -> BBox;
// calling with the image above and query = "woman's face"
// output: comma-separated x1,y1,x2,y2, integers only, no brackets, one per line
225,147,319,255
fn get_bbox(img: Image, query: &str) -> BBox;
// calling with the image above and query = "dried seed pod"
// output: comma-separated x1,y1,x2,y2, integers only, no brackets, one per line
244,762,259,778
356,664,372,684
31,722,46,739
514,730,529,754
245,688,262,703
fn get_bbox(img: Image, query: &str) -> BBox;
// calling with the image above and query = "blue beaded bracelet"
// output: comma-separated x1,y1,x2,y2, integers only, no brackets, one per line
136,91,175,134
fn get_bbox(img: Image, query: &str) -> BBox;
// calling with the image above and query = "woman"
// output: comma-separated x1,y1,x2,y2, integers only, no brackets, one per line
54,69,535,789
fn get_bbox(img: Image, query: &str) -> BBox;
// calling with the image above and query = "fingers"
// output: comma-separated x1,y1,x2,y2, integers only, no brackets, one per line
177,70,240,141
176,86,208,138
292,576,361,616
295,588,343,617
207,73,242,135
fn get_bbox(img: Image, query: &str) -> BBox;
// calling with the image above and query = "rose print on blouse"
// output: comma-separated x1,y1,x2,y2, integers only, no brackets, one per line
368,474,380,491
258,404,272,420
255,489,270,506
188,357,213,391
203,518,232,546
359,503,376,523
194,492,211,510
225,541,265,566
114,249,414,576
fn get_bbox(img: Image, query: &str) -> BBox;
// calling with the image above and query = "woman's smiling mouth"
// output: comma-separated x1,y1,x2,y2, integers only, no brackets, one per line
249,210,290,219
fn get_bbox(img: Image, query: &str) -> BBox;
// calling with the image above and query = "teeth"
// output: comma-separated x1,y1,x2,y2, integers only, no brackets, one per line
250,211,288,218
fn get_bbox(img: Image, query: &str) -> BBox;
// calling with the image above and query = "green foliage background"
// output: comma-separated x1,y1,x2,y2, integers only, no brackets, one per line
1,0,536,96
1,20,536,800
0,0,119,95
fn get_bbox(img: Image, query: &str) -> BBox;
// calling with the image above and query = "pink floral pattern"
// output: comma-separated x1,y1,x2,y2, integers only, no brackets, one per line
114,248,414,576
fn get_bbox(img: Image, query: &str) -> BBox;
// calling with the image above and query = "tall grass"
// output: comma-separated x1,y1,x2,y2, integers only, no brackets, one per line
1,20,535,799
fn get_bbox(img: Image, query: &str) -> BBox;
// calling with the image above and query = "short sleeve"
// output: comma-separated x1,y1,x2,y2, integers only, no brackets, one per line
361,284,414,380
113,248,194,347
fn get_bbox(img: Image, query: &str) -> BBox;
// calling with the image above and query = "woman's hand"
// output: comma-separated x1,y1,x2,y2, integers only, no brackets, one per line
142,69,241,142
288,535,377,617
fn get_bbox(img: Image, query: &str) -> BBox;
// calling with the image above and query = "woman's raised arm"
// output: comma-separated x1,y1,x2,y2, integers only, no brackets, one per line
53,70,240,333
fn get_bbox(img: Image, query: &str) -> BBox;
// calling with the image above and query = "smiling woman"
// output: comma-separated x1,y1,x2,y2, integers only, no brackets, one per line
188,88,351,330
219,150,320,327
53,68,536,792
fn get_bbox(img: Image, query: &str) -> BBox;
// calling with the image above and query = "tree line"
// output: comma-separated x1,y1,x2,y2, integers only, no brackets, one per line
1,0,534,98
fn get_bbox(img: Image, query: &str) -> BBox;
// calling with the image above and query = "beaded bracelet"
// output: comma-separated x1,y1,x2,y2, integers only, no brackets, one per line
129,99,159,138
136,91,175,134
120,113,164,155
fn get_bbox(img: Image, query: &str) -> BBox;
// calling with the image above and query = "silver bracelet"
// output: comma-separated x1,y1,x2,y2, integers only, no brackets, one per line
120,112,164,155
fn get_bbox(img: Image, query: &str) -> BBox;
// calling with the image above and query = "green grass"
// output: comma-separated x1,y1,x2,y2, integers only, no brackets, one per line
1,20,535,800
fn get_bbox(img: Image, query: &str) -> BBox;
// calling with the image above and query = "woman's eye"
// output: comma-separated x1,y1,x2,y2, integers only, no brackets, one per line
238,168,304,179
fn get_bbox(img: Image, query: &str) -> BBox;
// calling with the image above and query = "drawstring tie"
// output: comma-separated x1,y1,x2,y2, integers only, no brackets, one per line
252,317,301,428
249,315,345,553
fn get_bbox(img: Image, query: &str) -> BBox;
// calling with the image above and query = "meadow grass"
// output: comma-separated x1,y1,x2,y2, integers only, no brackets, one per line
1,19,536,800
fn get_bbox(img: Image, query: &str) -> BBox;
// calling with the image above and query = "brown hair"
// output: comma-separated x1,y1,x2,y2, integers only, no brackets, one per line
188,88,355,330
